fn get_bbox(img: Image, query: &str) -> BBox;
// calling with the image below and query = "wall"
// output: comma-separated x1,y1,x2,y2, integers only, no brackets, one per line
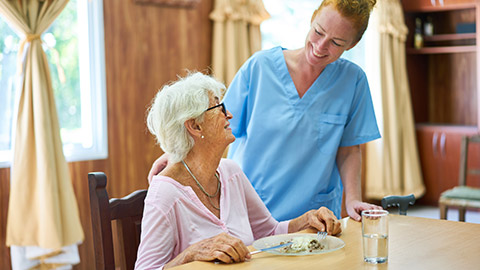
0,0,213,268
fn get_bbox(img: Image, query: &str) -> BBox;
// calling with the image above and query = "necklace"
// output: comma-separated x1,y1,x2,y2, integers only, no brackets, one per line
181,160,221,210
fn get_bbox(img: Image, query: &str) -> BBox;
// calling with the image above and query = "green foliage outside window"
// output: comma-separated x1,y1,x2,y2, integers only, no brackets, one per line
45,0,81,131
0,17,20,151
0,0,81,150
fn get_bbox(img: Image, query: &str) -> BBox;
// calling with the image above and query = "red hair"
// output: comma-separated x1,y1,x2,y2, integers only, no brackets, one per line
311,0,377,42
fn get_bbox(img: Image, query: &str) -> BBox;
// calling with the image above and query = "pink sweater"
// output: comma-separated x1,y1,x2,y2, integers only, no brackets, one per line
135,159,289,269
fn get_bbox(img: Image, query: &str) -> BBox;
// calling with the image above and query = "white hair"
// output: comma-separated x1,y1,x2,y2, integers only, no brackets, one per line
146,72,225,163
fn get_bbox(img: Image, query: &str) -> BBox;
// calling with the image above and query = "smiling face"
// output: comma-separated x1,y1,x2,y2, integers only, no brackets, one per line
304,5,358,68
201,96,235,147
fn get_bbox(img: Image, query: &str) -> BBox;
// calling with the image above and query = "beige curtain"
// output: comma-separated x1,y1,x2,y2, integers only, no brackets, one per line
0,0,84,268
210,0,270,85
365,0,425,199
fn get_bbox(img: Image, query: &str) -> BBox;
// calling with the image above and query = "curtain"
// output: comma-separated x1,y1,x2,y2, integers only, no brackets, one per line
0,0,84,269
364,0,425,199
209,0,270,86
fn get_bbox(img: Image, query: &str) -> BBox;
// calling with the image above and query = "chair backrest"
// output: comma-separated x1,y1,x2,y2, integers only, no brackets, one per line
458,135,480,186
88,172,147,270
381,194,416,215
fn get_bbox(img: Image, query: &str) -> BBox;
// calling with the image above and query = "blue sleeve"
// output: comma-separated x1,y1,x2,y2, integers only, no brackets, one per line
340,71,381,147
223,65,250,138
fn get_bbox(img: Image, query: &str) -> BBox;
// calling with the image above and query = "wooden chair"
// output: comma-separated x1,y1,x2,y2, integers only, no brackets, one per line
381,194,416,215
439,135,480,222
88,172,147,270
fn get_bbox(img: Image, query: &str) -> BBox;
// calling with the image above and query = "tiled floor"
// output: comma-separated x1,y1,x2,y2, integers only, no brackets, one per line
406,204,480,224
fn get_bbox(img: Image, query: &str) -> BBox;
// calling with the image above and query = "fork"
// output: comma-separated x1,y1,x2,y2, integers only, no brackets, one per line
250,241,293,255
317,231,327,240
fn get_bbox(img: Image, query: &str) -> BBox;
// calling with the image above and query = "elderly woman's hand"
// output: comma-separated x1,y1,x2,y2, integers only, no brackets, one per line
288,207,342,235
165,233,251,268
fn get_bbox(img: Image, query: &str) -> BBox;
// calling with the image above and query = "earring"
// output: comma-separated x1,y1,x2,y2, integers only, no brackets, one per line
201,135,205,139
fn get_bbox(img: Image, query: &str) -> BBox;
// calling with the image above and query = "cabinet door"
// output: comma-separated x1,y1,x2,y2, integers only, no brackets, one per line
416,128,442,205
437,131,463,195
436,130,480,193
416,126,478,205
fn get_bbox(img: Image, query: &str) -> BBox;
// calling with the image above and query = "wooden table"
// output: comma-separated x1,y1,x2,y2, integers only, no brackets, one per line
172,215,480,269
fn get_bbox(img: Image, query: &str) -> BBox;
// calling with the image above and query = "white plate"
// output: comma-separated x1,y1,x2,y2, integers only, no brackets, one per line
252,233,345,256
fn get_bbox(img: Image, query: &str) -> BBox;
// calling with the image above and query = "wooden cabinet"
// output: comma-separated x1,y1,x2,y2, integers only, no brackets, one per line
403,0,480,205
416,125,478,204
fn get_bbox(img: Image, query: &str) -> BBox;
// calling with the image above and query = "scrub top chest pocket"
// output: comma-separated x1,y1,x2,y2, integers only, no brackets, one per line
316,113,348,154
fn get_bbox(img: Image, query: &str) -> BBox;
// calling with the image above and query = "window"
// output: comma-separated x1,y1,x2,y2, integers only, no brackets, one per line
261,0,366,69
0,20,18,166
0,0,107,168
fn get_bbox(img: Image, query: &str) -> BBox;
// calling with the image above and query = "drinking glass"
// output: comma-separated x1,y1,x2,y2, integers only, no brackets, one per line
362,209,389,264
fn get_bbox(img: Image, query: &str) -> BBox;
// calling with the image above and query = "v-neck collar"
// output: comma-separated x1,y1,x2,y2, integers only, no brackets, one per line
274,47,335,110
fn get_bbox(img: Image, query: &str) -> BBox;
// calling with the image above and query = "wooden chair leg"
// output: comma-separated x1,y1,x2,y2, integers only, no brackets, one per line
458,207,466,222
439,203,447,220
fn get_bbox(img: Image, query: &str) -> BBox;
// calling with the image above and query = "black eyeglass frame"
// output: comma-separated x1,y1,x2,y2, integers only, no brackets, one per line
205,103,227,116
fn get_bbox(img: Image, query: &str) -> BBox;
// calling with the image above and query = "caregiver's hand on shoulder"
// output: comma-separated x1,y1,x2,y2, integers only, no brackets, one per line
346,200,383,222
147,153,169,183
288,207,342,235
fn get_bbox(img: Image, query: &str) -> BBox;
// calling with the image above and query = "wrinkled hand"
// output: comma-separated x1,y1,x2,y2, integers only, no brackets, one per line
346,200,383,222
147,153,169,183
300,207,342,235
186,233,251,264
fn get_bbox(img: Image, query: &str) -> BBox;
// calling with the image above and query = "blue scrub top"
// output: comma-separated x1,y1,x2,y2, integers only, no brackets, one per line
224,46,380,221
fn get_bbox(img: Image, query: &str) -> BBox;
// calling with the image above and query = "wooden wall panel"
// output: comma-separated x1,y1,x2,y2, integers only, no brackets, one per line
0,168,11,270
0,0,213,269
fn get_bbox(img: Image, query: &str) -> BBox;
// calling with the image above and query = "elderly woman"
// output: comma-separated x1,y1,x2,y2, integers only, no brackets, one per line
135,72,342,269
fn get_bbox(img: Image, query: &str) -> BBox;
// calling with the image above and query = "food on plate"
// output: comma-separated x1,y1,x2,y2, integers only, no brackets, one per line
280,236,326,253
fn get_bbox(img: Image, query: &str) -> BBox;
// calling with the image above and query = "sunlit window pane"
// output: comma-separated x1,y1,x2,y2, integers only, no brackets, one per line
45,0,83,146
0,18,19,153
0,0,107,168
261,0,319,50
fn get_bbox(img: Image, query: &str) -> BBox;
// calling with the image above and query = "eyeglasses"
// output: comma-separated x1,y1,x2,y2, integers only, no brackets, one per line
205,102,227,116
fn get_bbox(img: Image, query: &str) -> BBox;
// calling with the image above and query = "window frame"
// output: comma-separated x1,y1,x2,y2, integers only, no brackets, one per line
0,0,108,168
